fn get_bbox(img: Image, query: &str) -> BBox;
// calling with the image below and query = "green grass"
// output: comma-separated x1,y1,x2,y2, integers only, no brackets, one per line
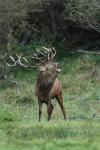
0,53,100,150
0,117,100,150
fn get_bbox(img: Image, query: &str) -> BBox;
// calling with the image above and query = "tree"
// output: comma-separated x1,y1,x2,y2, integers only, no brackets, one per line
0,0,27,78
64,0,100,32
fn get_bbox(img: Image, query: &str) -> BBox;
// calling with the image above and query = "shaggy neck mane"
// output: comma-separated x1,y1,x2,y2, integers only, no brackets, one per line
37,70,57,99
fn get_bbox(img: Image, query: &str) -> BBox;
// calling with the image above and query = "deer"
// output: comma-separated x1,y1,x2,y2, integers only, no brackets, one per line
7,47,66,121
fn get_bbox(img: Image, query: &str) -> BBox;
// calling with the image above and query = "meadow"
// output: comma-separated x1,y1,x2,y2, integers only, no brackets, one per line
0,53,100,150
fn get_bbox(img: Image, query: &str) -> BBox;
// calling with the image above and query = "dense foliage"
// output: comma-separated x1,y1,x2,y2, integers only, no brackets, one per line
0,0,100,49
0,0,100,77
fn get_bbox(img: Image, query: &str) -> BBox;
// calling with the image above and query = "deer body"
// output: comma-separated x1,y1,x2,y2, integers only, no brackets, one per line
35,65,66,121
7,47,66,121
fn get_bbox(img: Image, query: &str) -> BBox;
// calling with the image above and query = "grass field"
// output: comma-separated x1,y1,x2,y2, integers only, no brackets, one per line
0,53,100,150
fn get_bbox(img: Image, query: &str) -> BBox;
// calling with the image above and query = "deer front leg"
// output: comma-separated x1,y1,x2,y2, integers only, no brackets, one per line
47,103,54,121
38,99,42,121
47,100,53,121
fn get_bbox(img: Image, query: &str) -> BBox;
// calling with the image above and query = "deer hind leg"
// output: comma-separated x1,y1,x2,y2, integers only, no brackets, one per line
56,94,66,120
38,99,42,121
47,100,54,121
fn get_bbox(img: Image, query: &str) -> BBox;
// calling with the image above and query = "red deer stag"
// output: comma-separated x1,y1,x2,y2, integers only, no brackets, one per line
7,47,66,121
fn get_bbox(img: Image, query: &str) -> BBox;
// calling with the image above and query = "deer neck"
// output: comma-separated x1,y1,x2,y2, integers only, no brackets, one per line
36,70,58,100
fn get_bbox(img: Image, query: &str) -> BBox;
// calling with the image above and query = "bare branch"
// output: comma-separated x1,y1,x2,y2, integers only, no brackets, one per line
71,50,100,55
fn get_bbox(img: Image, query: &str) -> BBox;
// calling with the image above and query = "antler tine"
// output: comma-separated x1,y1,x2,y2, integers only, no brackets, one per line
6,62,17,67
16,54,20,58
42,47,53,62
42,47,50,51
36,48,47,57
23,57,28,62
16,54,29,68
32,53,38,59
50,47,56,61
32,53,42,60
21,56,36,68
10,56,16,62
47,48,51,62
32,52,45,65
6,55,17,67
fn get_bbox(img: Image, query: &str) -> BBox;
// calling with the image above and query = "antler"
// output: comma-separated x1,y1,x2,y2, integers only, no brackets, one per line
7,47,56,68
